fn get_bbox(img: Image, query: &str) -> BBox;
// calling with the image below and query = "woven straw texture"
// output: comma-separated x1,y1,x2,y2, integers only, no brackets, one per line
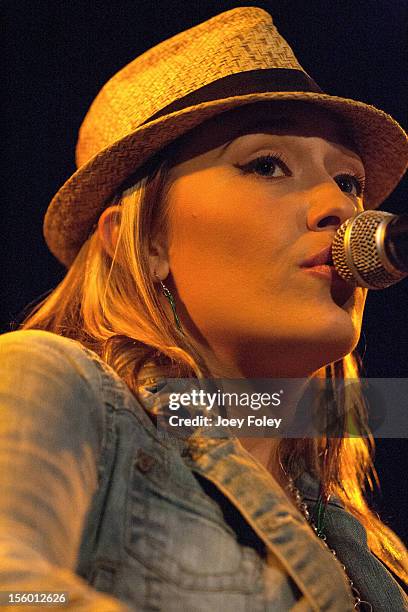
44,6,408,267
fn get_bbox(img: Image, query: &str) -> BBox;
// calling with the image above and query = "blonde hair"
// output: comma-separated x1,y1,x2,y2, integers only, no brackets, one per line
22,162,408,583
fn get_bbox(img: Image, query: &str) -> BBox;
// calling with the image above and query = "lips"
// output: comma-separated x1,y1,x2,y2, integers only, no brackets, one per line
300,245,355,306
300,245,333,268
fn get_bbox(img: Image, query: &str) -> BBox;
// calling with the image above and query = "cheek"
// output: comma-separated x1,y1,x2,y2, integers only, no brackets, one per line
166,169,299,263
165,169,305,339
166,171,282,283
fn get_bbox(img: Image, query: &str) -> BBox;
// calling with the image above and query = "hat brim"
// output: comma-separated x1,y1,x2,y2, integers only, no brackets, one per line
44,91,408,267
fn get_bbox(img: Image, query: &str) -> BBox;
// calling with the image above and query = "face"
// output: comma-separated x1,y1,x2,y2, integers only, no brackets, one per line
161,102,367,377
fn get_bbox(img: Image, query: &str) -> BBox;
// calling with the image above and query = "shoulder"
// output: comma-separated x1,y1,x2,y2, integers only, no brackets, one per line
0,329,100,376
0,328,92,360
0,329,158,437
0,330,117,397
1,330,106,407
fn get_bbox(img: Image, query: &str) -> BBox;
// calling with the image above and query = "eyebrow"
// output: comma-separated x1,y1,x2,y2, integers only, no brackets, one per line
216,116,363,169
216,117,300,158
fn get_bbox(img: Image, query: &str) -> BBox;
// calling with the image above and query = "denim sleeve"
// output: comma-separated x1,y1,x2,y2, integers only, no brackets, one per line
0,330,130,611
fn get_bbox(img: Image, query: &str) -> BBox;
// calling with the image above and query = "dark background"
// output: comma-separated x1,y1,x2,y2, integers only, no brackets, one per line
2,1,408,541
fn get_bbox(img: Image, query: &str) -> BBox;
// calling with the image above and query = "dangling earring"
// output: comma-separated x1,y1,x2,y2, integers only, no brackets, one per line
158,278,183,332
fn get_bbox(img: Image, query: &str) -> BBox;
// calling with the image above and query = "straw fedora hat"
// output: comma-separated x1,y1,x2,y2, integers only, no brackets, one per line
44,6,407,267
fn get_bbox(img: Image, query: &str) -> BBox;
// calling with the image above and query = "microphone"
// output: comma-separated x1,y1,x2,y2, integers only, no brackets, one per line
332,211,408,289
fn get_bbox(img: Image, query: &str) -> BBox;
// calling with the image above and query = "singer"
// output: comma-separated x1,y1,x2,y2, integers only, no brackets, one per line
1,7,407,611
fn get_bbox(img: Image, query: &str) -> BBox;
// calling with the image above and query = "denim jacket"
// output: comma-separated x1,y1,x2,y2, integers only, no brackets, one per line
0,330,406,611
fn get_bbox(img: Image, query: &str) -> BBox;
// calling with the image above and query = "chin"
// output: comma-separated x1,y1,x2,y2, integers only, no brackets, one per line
311,320,361,368
309,286,364,351
281,306,363,374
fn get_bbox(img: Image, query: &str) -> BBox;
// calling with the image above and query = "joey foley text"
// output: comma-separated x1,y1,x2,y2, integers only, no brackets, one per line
166,388,284,430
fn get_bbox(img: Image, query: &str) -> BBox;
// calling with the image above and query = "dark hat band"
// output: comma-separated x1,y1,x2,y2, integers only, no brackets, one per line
146,68,323,124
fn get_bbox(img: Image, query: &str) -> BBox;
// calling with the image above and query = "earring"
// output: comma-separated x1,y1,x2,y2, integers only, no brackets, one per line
158,278,183,332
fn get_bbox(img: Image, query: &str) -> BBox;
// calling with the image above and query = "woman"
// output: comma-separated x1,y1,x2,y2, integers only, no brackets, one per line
1,7,407,611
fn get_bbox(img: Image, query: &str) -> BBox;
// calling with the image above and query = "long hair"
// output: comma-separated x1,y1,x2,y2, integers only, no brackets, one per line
22,161,408,583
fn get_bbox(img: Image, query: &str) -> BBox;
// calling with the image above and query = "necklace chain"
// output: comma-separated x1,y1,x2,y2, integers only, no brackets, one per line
287,477,373,611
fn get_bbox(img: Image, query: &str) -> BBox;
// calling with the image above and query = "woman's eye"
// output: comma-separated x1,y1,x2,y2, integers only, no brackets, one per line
235,154,290,178
334,173,365,197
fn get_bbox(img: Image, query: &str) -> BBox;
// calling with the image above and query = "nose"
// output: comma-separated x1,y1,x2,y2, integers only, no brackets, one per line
306,183,358,232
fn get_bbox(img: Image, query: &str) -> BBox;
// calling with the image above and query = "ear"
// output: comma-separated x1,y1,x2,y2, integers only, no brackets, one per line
98,205,122,258
148,232,170,282
98,205,170,281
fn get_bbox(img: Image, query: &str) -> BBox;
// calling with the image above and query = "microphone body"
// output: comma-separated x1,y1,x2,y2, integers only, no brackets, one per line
332,211,408,289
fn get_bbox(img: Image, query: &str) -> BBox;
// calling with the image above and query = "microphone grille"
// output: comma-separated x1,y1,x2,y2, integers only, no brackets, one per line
331,219,356,284
332,211,397,289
